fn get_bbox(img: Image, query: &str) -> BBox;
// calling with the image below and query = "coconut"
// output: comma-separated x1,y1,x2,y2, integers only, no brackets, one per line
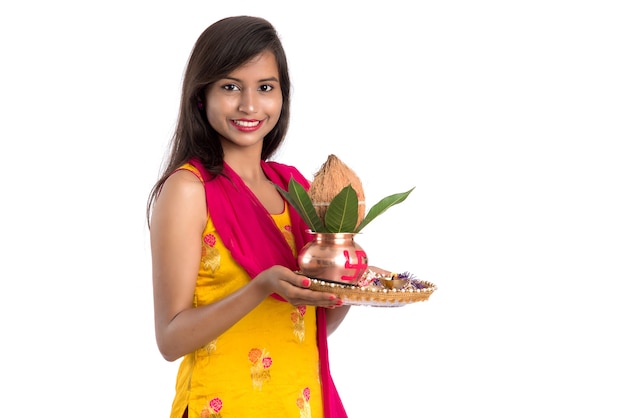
308,154,366,225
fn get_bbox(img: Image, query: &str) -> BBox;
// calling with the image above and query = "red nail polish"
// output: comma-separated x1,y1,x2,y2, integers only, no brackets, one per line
302,278,311,287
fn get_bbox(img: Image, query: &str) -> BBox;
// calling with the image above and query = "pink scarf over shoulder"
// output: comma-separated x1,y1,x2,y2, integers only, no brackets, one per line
188,158,347,418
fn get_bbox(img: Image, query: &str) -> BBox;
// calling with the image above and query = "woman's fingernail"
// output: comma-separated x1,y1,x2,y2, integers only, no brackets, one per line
335,299,343,307
328,294,336,301
302,278,311,287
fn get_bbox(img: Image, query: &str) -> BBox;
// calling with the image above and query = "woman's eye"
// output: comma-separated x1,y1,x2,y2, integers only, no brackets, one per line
222,84,240,91
259,84,274,92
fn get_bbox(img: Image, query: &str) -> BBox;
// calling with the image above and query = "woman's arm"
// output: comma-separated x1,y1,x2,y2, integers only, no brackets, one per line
325,305,351,336
150,170,341,361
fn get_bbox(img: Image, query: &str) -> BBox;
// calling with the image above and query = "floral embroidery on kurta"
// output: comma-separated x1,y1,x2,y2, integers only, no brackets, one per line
203,338,217,354
201,234,220,272
248,348,272,390
296,387,312,418
201,397,223,418
291,305,306,343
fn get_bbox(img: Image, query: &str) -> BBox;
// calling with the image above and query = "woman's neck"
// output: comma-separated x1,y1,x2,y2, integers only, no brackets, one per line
224,154,266,184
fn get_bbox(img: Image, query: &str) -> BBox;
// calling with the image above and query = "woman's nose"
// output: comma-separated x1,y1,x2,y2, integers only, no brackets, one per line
237,90,257,114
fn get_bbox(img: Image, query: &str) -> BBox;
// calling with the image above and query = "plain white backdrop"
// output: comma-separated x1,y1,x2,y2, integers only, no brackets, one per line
1,1,625,416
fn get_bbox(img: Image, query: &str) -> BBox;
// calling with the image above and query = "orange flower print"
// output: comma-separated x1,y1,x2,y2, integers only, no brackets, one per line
201,234,220,272
291,305,306,343
200,397,223,418
296,387,312,418
249,348,272,390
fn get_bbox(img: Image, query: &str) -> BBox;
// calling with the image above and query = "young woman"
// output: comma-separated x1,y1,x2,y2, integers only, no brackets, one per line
146,16,350,417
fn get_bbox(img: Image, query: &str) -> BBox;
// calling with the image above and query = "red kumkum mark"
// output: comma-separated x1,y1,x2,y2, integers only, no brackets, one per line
341,250,368,282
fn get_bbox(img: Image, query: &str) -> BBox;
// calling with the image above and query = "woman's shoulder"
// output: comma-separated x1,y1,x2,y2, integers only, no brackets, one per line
174,162,203,181
158,165,205,206
150,165,207,234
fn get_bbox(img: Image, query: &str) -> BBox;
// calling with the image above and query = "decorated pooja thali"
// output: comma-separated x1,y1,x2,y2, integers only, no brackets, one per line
307,271,437,307
278,155,437,307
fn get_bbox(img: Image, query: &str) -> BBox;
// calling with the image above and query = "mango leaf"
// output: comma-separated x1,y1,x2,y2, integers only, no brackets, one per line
324,185,359,233
274,178,326,232
355,187,415,233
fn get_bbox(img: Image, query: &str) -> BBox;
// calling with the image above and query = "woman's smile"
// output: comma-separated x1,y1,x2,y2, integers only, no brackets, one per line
230,118,265,132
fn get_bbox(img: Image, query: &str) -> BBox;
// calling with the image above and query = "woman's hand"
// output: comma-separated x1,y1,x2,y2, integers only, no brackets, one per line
256,265,344,309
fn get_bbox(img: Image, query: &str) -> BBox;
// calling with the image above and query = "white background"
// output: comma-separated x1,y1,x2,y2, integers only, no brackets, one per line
1,1,625,417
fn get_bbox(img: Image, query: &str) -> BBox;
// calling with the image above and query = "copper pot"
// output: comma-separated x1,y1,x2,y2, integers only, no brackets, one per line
298,232,369,285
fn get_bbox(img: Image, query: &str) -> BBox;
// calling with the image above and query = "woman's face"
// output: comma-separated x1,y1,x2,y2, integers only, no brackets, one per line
204,51,283,151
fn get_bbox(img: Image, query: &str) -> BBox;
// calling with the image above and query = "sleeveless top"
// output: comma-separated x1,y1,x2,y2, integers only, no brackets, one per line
169,163,324,418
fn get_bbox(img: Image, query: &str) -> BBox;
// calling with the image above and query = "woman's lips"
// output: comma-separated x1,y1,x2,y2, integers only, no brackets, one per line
230,119,264,132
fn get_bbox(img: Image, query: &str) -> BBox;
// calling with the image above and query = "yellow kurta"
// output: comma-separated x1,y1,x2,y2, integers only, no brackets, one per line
170,165,323,418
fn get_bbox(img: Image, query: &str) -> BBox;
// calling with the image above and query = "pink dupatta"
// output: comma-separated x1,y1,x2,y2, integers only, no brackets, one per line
188,158,347,418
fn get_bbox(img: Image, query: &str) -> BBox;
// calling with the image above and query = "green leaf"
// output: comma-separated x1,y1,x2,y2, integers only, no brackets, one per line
324,185,359,233
274,178,326,232
355,187,415,233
